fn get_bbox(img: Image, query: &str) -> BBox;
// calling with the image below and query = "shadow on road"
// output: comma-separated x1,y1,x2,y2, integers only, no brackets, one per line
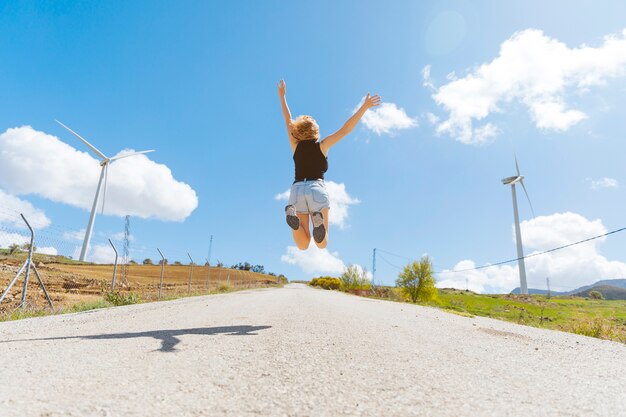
0,325,272,352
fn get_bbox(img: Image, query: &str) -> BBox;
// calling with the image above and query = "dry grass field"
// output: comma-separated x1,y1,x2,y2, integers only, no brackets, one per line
0,255,280,315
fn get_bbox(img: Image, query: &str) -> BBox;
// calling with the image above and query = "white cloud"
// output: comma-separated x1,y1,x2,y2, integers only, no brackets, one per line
422,65,436,90
71,243,118,264
109,231,134,242
438,212,626,293
437,261,518,294
88,244,117,264
431,28,626,144
0,230,30,248
588,177,619,190
0,126,198,221
0,189,51,229
280,244,370,279
36,246,58,256
281,245,346,276
425,112,440,125
63,229,85,241
274,190,290,201
275,180,360,229
359,101,417,136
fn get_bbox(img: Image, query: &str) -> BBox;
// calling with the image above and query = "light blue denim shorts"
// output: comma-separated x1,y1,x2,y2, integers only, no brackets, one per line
288,179,330,214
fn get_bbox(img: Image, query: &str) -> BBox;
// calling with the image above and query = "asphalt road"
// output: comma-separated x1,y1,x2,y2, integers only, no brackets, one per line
1,284,625,417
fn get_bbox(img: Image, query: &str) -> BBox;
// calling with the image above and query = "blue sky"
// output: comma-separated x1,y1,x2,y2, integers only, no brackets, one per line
1,1,626,292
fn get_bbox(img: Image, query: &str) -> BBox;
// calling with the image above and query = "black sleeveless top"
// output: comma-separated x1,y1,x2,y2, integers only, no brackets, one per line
293,140,328,182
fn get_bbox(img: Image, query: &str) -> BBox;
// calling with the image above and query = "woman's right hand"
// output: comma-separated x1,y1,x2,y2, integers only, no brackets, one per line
278,79,286,98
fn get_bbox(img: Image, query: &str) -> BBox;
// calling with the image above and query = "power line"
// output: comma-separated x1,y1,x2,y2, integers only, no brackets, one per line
434,226,626,274
377,253,404,270
376,248,411,260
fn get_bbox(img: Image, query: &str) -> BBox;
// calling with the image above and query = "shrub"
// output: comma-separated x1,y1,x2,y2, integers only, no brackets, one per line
310,277,342,290
568,316,615,339
339,266,371,291
589,290,604,300
143,258,153,265
395,256,438,303
105,291,140,306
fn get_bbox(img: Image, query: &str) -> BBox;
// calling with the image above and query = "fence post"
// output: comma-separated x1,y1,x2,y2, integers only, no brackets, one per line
0,214,53,309
187,253,194,295
108,239,118,291
157,248,165,299
205,258,210,290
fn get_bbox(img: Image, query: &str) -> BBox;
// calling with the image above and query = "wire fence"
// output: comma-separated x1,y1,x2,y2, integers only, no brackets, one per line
0,209,283,315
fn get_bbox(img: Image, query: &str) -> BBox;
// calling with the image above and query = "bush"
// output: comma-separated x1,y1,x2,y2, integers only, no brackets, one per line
395,256,438,303
217,284,230,292
310,277,342,290
339,265,371,291
589,290,604,300
143,258,153,265
568,316,615,339
104,291,140,306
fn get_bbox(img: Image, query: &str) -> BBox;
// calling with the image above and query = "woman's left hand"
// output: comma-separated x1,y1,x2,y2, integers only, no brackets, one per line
363,93,381,109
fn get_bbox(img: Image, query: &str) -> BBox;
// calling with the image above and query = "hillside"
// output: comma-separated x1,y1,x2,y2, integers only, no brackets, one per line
573,285,626,300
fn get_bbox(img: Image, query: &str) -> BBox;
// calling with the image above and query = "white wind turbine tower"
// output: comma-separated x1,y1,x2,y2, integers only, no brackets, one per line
501,155,535,295
56,120,154,262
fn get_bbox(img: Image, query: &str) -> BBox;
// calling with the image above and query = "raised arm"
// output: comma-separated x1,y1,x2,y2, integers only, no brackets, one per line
277,80,298,151
320,93,381,155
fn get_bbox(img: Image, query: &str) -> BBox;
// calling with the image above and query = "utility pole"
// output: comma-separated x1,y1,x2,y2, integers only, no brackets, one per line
121,215,130,285
546,277,551,299
372,248,377,287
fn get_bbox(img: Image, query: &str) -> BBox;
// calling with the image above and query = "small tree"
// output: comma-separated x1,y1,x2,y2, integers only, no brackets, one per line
589,290,604,300
158,259,168,265
340,265,371,291
8,243,20,254
143,258,153,265
396,256,438,303
21,242,36,252
174,261,182,266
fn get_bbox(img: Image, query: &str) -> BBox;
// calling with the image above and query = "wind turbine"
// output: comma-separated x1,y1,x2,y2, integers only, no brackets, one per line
501,155,535,295
55,120,155,262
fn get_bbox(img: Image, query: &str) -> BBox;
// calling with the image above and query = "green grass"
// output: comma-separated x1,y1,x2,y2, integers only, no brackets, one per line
368,287,626,344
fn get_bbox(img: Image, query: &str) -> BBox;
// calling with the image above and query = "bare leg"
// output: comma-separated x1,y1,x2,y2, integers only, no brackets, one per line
292,213,311,250
314,208,330,249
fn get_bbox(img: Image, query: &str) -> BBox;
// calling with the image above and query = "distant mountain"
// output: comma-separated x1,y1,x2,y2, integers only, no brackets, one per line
573,285,626,300
566,279,626,295
510,279,626,296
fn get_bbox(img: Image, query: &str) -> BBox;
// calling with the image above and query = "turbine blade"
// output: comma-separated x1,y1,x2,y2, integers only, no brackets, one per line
514,153,521,177
55,120,108,160
109,150,155,162
520,179,535,218
101,164,109,215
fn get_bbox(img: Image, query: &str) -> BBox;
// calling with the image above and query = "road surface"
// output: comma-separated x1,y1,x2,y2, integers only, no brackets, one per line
1,284,625,416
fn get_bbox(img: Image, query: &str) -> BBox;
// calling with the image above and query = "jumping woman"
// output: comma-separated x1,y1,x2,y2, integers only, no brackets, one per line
277,79,381,250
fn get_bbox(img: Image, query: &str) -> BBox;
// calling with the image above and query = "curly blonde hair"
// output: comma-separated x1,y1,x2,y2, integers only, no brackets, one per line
291,115,320,141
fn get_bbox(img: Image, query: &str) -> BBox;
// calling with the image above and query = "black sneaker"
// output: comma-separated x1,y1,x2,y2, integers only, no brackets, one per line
311,211,326,243
285,205,300,230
